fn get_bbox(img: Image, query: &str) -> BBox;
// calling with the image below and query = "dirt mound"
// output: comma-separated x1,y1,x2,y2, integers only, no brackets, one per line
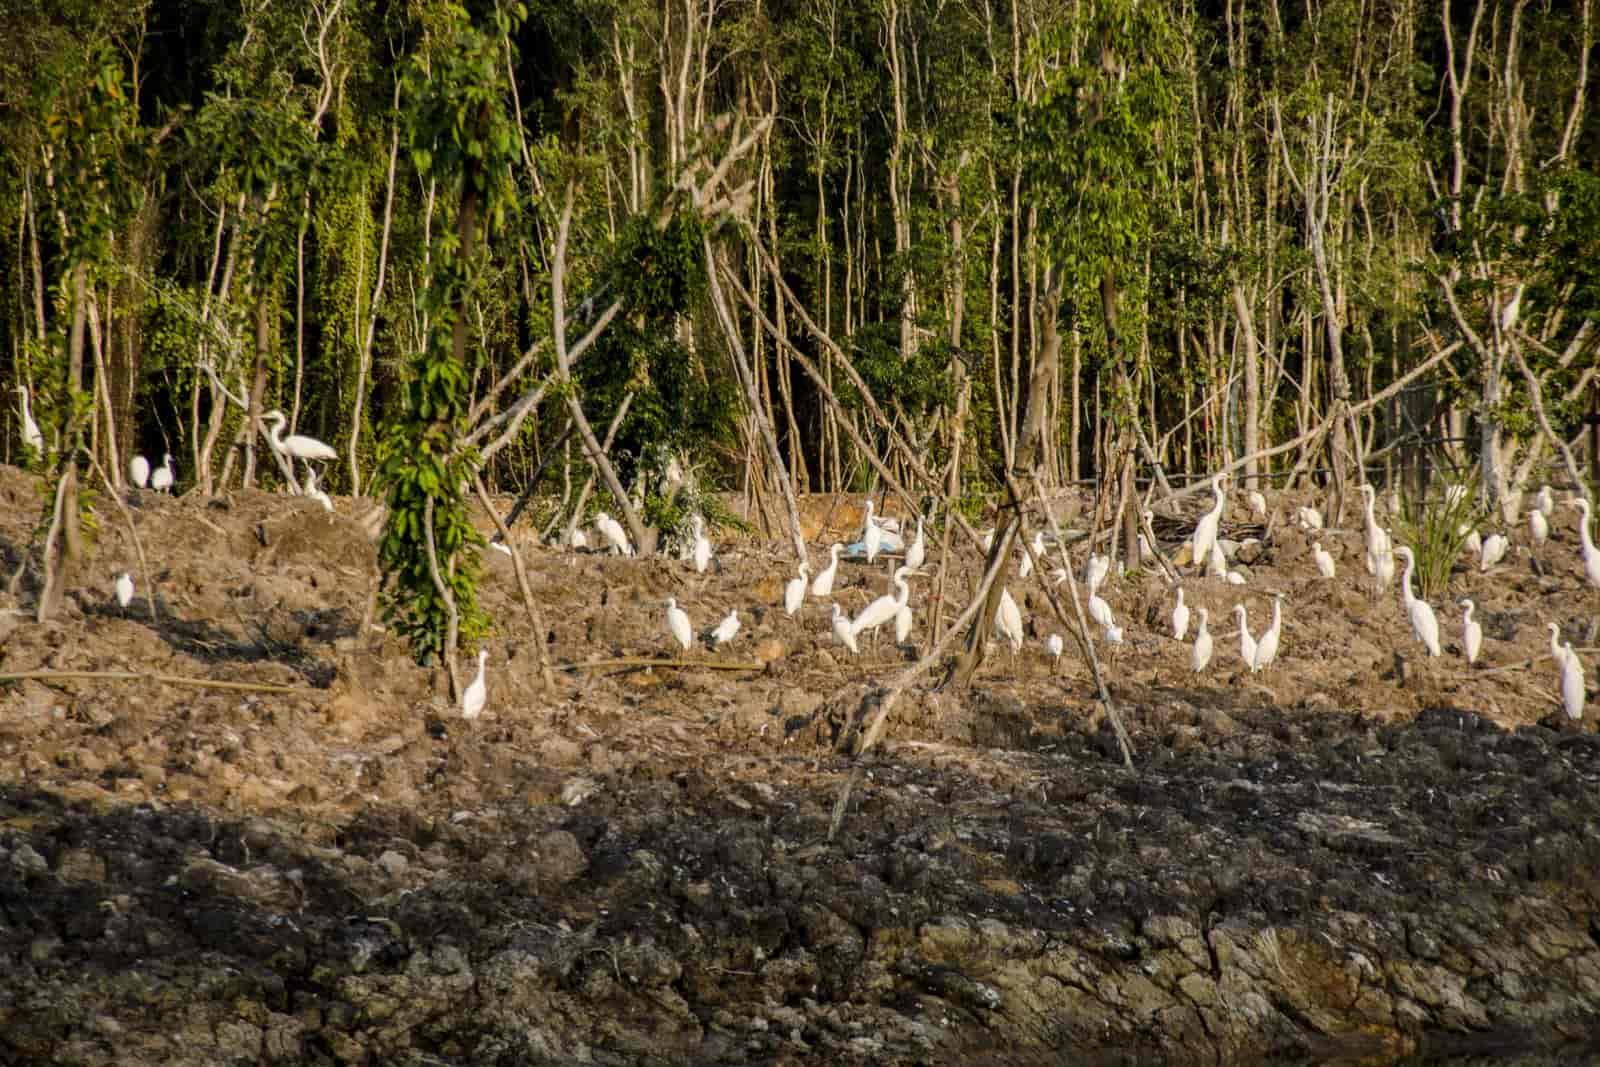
0,467,1597,1065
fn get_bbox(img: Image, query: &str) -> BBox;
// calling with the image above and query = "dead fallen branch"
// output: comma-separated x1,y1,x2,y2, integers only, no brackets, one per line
0,669,312,694
559,656,765,672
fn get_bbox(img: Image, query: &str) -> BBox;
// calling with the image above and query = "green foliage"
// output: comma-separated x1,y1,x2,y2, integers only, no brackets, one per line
1394,475,1480,600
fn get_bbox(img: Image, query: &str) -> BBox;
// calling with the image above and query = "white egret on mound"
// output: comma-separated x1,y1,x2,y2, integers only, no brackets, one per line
461,650,489,720
1171,587,1190,641
1461,599,1482,665
1191,608,1213,673
262,410,338,468
784,562,810,617
151,454,175,493
569,526,589,550
831,603,859,655
1019,530,1045,579
1086,553,1111,594
1297,506,1324,531
1248,490,1267,518
595,511,633,556
1087,588,1115,631
811,543,843,597
1393,545,1441,656
904,517,926,571
994,587,1024,654
14,385,42,454
853,567,911,644
1548,626,1585,721
862,500,884,563
691,515,712,574
1360,486,1391,573
1192,473,1229,573
1462,528,1482,557
1232,604,1256,668
114,572,134,609
1537,485,1555,515
1253,594,1283,672
1103,623,1124,645
711,609,741,647
1312,542,1336,579
1479,533,1508,571
1225,569,1248,585
129,454,150,489
1569,498,1600,589
666,598,692,652
1529,508,1549,545
304,467,334,512
1045,633,1064,663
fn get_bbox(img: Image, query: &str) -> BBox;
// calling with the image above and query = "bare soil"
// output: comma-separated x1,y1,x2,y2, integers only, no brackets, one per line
0,466,1597,1066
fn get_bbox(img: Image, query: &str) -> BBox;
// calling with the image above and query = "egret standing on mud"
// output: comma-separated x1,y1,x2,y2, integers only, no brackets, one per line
711,609,741,647
1253,594,1283,672
129,454,150,489
1569,498,1600,590
1192,473,1228,574
1549,623,1586,721
14,385,42,455
1460,599,1482,665
595,512,633,556
114,573,134,609
461,650,489,720
151,454,175,493
691,515,712,574
1312,542,1336,579
1191,608,1213,673
831,603,859,655
666,598,692,652
1171,587,1190,641
852,566,911,644
784,562,810,617
811,543,843,597
1394,545,1441,656
862,500,884,563
905,517,926,571
994,588,1024,654
1232,604,1256,669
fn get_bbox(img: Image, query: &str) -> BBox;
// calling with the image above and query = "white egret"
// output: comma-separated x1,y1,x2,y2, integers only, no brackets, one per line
569,526,589,550
1360,486,1391,573
811,543,843,597
1373,538,1396,590
594,511,633,556
711,609,741,647
831,604,859,655
1019,530,1045,579
994,587,1024,654
1248,490,1267,518
1225,570,1248,585
784,562,810,617
1537,484,1555,515
1191,473,1229,573
1208,540,1229,578
488,540,512,556
1253,594,1283,672
461,650,489,720
1191,608,1213,673
666,598,692,652
691,515,712,574
1461,599,1482,665
304,467,334,512
1087,589,1115,630
262,410,338,464
14,385,42,454
1233,604,1256,668
1569,499,1600,589
1312,542,1336,579
863,500,884,563
129,455,150,489
1462,528,1482,557
904,517,926,571
1045,633,1064,662
1529,508,1549,546
1103,623,1124,645
1548,626,1585,720
1479,533,1508,571
151,454,174,493
853,566,911,642
894,599,913,644
1297,506,1324,531
114,572,134,609
1086,553,1111,594
1394,545,1441,656
1171,588,1190,641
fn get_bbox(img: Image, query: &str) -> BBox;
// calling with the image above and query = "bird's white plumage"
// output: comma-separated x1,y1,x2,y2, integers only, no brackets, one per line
1233,604,1256,668
569,526,589,550
1479,533,1508,571
1045,633,1064,661
1208,540,1229,578
151,454,174,492
691,515,712,574
1537,485,1555,516
1571,499,1600,589
1248,490,1267,518
1461,599,1482,665
994,587,1023,653
1087,591,1115,630
894,601,913,644
1019,530,1044,579
862,500,883,563
711,609,741,647
1559,641,1586,721
461,650,489,720
1463,528,1482,557
904,517,926,572
129,455,150,489
1395,545,1441,656
1191,608,1213,673
262,410,338,462
595,511,633,556
1191,474,1228,573
114,572,134,608
853,567,910,639
1312,542,1336,579
15,386,42,454
811,543,843,597
1086,553,1111,594
1103,623,1124,645
1360,486,1391,573
1171,587,1190,641
784,562,810,617
1529,508,1549,545
1253,595,1283,672
1225,570,1247,585
1297,506,1324,531
304,467,334,512
666,598,692,652
831,604,859,655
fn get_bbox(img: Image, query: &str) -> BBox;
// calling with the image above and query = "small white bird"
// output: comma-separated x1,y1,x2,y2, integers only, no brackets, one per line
1462,528,1482,557
1549,628,1585,721
784,562,810,617
862,500,884,563
15,385,42,454
1086,553,1111,594
711,609,741,647
1208,540,1229,579
691,515,712,574
894,599,913,644
1461,599,1482,665
569,526,589,550
853,567,911,641
831,603,859,655
1360,486,1392,573
114,572,134,608
488,540,512,556
1171,587,1190,641
262,410,338,463
666,598,692,652
1312,542,1336,579
304,467,334,512
1570,499,1600,589
904,517,926,571
1297,506,1324,530
1191,608,1213,673
1248,490,1267,518
1045,633,1064,662
1191,473,1229,573
128,454,150,489
1019,530,1045,579
994,587,1024,654
595,511,633,556
1103,623,1124,645
151,454,174,493
1537,484,1556,516
460,649,489,720
1225,569,1248,585
1395,545,1441,656
1233,604,1256,668
811,542,843,597
1087,590,1115,630
1529,508,1549,545
1253,594,1283,672
1478,532,1508,571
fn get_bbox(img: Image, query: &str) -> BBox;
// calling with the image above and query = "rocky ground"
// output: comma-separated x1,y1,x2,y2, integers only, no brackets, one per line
0,464,1597,1066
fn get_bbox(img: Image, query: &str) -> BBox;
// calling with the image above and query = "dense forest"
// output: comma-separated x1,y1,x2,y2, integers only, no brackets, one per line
1,0,1596,669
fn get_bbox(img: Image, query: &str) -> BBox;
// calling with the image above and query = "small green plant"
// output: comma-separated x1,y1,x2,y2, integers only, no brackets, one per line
1394,475,1482,598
